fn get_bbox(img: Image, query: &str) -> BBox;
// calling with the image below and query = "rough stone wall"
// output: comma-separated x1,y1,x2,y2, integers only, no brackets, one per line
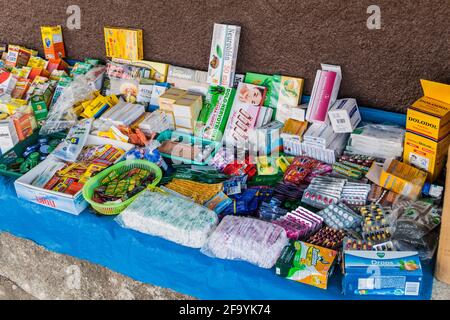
0,0,448,112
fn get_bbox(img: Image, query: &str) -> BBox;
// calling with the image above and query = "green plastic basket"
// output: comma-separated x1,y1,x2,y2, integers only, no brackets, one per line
82,160,162,215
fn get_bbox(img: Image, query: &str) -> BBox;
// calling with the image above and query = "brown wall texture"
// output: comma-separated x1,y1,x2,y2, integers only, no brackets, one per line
1,0,449,112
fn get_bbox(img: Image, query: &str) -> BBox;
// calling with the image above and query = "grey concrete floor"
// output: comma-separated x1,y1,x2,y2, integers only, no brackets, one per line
0,232,449,300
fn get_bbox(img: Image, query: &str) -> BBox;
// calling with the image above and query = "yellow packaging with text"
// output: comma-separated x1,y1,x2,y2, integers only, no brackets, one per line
404,131,450,182
41,26,66,60
406,80,450,140
104,27,144,61
378,159,428,199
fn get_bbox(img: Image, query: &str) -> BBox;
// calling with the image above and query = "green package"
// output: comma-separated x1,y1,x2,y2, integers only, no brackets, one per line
195,86,236,142
269,75,304,112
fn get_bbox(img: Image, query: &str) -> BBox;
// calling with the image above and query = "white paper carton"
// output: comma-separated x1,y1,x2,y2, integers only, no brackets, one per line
14,136,134,215
0,119,19,155
207,23,241,88
328,98,361,133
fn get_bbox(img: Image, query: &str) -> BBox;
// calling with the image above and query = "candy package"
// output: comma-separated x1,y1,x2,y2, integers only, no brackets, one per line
201,215,289,268
116,190,218,248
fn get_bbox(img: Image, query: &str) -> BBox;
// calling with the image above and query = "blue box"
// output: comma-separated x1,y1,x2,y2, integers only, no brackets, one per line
343,251,423,297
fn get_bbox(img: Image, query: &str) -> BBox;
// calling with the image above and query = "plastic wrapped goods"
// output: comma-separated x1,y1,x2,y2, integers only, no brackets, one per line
116,190,218,248
39,67,105,135
201,215,289,268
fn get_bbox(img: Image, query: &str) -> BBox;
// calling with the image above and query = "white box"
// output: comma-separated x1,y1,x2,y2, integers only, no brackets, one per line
167,66,209,96
328,98,361,133
0,119,19,155
207,23,241,88
14,136,134,215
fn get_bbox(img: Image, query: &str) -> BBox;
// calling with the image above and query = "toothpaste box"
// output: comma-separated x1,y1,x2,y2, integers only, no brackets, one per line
343,251,423,297
207,23,241,88
328,98,361,133
306,64,342,123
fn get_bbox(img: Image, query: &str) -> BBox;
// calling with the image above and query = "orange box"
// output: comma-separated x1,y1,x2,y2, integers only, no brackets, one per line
41,26,66,60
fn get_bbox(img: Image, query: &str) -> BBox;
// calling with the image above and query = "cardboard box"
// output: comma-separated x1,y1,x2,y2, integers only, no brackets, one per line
255,121,284,155
207,23,241,87
328,98,362,133
104,27,144,61
436,147,450,284
366,159,428,200
111,58,169,83
195,86,236,142
41,26,66,60
158,88,187,112
0,119,19,155
406,80,450,141
270,75,304,111
275,241,337,290
0,70,17,96
306,64,342,123
167,65,209,96
404,131,450,182
14,136,134,215
343,251,423,296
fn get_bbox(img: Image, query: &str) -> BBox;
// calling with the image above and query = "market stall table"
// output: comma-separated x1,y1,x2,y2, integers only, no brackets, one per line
0,107,435,300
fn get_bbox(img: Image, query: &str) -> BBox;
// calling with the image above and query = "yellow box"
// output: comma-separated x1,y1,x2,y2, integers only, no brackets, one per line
104,27,144,61
404,131,450,182
378,159,428,199
41,26,66,60
406,80,450,141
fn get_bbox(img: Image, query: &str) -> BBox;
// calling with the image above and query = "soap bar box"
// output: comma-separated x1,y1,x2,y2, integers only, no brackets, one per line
343,250,423,297
14,136,134,215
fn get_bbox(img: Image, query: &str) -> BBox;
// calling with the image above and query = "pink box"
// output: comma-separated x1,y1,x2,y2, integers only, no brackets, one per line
306,64,342,123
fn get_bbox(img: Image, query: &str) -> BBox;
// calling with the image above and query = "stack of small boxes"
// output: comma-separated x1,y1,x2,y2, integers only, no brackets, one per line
403,80,450,182
158,88,203,134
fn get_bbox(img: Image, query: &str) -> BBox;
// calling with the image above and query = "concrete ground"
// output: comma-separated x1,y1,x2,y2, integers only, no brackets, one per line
0,232,449,300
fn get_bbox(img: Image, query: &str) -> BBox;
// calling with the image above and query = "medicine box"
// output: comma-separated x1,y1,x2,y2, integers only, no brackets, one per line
0,119,19,155
167,65,209,96
104,27,144,61
14,136,134,215
343,250,423,297
404,131,450,182
328,98,361,133
306,64,342,123
41,26,66,60
406,80,450,141
275,241,337,290
207,23,241,88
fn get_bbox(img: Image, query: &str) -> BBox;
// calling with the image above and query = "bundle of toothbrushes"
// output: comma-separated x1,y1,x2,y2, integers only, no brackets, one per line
115,190,219,248
201,215,289,268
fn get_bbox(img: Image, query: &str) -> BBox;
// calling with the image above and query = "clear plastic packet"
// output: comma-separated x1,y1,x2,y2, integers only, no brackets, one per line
52,118,93,162
201,215,289,268
39,67,105,135
116,190,218,248
391,200,442,260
